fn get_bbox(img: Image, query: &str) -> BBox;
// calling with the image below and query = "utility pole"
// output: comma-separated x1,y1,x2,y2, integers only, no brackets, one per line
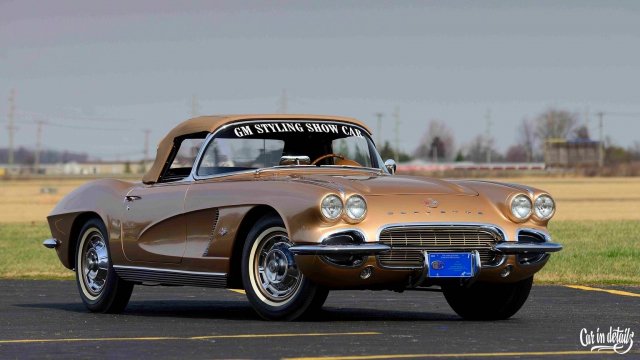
142,129,151,173
393,107,400,161
278,89,288,114
597,111,604,168
191,95,200,117
35,120,46,173
375,112,383,145
485,109,492,163
7,89,16,165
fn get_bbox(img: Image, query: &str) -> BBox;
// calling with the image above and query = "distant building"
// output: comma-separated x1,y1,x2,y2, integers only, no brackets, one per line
544,139,602,168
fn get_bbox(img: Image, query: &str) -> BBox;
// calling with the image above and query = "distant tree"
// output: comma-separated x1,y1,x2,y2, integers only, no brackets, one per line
124,161,132,174
379,141,394,160
572,125,591,141
414,120,455,162
454,151,465,162
379,141,412,162
505,144,528,162
517,118,536,162
463,135,501,163
534,108,578,141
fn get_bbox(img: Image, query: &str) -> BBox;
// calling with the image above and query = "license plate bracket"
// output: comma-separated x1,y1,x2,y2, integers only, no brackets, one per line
426,252,476,278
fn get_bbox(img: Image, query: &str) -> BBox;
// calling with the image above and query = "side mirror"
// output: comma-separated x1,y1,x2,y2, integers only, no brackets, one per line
384,159,397,175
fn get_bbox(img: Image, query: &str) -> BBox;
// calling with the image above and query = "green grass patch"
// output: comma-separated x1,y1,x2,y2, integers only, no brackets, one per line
1,220,638,284
536,220,640,285
0,222,73,279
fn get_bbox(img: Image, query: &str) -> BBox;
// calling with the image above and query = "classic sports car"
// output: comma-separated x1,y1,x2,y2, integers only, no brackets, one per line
44,114,562,320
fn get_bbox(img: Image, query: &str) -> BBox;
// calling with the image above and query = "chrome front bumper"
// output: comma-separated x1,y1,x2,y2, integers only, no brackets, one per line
289,241,562,256
494,242,563,254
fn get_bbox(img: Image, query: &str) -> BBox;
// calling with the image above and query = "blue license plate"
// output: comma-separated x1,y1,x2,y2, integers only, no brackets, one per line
426,252,475,278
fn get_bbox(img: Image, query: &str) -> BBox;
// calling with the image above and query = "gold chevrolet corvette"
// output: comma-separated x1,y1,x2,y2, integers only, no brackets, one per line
44,114,562,320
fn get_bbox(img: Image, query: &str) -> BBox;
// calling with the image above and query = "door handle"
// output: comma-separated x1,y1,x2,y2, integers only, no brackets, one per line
125,195,141,202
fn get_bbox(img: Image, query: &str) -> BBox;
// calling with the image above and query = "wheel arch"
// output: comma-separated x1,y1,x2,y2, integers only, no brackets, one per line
227,205,282,288
67,212,105,270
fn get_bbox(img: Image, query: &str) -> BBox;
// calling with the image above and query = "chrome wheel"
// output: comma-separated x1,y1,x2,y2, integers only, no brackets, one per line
78,227,109,300
249,227,302,307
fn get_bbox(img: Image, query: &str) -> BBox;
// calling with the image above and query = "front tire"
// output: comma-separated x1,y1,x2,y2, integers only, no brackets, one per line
442,276,533,320
75,218,133,313
241,215,328,320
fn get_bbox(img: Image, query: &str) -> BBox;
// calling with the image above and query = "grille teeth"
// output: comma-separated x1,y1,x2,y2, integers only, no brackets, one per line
378,226,502,268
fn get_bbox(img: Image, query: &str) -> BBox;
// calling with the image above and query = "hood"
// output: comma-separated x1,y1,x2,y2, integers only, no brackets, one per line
287,174,478,196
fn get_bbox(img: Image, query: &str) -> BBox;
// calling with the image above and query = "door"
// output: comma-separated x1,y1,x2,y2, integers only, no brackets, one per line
121,183,189,263
121,135,207,264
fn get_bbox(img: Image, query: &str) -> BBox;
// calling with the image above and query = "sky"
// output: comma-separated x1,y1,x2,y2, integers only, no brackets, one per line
1,0,639,160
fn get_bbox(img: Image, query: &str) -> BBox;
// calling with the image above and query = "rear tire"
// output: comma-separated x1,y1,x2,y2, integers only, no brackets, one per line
75,218,133,313
442,276,533,320
241,214,327,321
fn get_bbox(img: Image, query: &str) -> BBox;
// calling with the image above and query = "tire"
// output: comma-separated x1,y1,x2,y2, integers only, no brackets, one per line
75,218,133,313
442,276,533,320
241,214,328,321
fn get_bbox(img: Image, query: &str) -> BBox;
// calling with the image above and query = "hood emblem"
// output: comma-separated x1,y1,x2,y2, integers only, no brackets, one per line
425,198,439,208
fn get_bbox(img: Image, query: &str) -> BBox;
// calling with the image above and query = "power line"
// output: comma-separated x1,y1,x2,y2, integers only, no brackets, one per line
485,109,492,163
393,107,400,161
375,112,383,146
191,95,200,117
16,110,130,123
7,89,16,165
15,119,129,132
143,129,151,162
35,119,46,172
277,89,288,114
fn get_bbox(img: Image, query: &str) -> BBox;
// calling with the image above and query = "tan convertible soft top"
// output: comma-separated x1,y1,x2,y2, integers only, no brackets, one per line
142,114,372,184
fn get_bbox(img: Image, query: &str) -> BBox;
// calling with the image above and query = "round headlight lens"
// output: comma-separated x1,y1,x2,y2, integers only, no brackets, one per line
321,194,343,220
511,194,532,220
345,195,367,221
534,195,555,220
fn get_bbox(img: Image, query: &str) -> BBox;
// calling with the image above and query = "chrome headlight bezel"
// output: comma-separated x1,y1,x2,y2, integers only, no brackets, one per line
320,194,343,221
345,195,367,222
533,194,555,221
510,194,533,222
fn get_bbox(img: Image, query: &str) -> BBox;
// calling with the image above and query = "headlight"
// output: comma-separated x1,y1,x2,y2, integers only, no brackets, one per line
511,194,532,221
345,195,367,221
534,194,555,220
321,194,343,220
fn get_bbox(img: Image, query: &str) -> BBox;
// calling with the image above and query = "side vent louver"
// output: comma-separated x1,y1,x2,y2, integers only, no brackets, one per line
202,209,220,257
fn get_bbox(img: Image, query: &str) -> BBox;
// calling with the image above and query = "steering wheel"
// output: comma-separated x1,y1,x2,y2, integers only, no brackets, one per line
311,153,345,165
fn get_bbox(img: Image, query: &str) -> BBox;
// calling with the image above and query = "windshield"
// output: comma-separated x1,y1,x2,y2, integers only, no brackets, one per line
196,121,384,176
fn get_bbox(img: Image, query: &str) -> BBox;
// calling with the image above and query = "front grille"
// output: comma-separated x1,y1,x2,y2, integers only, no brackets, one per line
378,225,503,268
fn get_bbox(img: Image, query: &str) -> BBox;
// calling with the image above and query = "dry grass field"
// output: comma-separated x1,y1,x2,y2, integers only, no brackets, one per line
0,176,638,283
2,176,639,223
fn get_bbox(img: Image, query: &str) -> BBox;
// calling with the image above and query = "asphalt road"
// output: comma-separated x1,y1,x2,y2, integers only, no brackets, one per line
0,280,638,359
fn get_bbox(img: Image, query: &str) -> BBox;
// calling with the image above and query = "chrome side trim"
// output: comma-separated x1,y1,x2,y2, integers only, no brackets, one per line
289,244,390,256
113,265,227,288
43,238,59,249
494,242,563,254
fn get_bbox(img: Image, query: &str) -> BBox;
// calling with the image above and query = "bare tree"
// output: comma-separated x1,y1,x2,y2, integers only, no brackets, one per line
572,125,591,140
518,118,536,162
414,120,455,162
535,108,578,141
463,135,501,163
